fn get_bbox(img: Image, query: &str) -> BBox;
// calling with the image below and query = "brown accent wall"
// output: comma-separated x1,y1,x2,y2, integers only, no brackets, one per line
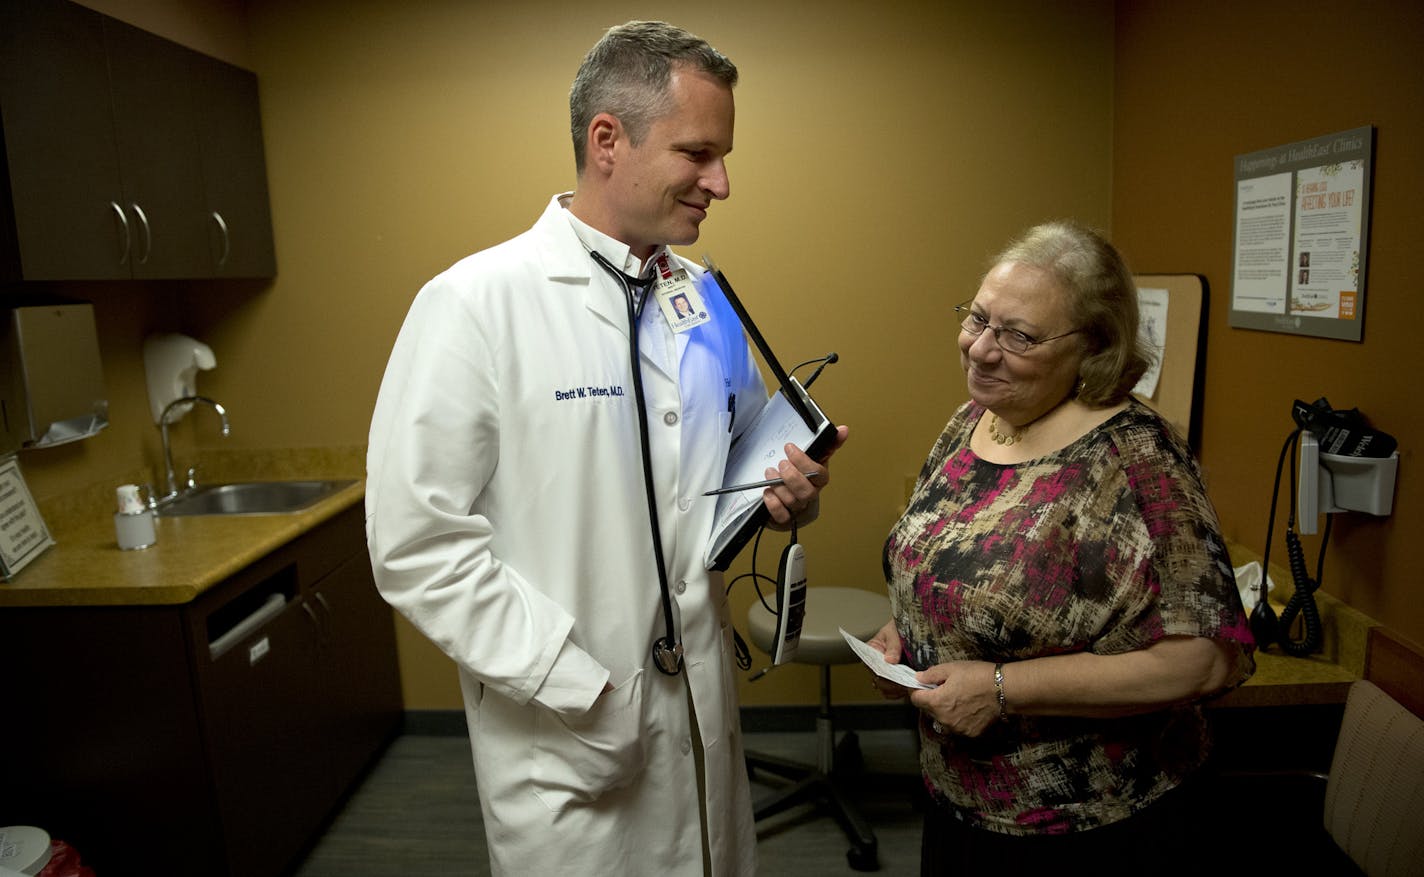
1113,1,1424,648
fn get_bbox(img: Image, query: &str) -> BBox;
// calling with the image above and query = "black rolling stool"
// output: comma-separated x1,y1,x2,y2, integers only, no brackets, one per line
745,586,890,871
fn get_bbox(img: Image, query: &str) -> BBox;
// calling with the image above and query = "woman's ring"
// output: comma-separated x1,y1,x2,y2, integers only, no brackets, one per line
932,720,946,734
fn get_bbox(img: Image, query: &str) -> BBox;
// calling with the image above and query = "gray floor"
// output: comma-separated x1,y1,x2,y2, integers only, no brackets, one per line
292,726,925,876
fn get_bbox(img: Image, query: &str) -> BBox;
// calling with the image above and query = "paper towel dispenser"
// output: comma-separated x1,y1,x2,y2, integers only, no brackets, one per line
0,300,109,454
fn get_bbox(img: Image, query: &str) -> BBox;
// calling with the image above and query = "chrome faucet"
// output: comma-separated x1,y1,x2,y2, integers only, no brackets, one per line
158,395,231,503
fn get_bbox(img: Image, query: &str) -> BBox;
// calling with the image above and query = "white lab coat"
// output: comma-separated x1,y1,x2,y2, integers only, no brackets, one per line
366,196,767,876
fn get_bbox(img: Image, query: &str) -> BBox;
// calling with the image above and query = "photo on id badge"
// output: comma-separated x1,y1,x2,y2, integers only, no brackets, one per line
655,265,710,333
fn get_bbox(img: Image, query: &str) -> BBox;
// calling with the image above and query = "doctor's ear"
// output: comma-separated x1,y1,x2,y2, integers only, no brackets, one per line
586,113,623,173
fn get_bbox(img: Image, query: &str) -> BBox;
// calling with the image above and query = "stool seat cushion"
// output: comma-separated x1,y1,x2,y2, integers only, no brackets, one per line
747,586,891,665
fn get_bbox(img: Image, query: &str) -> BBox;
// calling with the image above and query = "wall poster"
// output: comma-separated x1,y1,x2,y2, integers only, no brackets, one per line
1229,126,1373,341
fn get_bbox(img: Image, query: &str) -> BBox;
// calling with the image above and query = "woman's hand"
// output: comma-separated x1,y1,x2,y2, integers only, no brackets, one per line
866,619,909,700
904,636,1243,735
909,661,1001,738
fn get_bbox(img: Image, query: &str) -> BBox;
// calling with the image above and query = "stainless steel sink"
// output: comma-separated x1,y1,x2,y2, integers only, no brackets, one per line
156,479,357,517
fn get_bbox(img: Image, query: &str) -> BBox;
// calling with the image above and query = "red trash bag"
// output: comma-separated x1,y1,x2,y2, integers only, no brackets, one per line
37,840,95,877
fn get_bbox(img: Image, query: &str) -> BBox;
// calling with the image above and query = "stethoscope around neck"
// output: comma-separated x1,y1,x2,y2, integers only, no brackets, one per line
590,249,685,676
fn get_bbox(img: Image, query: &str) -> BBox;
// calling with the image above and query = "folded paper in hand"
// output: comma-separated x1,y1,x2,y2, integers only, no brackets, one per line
839,628,936,690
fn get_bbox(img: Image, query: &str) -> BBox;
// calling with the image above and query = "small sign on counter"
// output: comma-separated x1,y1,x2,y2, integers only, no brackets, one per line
0,455,54,580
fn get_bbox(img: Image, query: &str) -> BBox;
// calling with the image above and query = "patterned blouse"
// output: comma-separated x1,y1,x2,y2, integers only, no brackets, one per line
883,400,1254,835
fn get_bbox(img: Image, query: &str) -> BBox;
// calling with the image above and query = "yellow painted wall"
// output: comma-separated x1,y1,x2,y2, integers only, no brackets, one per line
19,1,1114,709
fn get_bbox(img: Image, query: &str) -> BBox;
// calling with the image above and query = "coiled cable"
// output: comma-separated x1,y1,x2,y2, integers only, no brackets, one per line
1257,426,1328,654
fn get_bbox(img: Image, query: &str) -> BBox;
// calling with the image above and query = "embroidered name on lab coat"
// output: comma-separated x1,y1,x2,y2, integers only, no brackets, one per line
553,384,627,401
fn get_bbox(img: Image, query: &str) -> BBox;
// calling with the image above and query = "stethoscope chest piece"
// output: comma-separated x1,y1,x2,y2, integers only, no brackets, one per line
652,637,684,676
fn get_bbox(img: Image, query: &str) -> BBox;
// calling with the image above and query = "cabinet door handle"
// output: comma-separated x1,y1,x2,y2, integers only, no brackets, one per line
210,211,230,268
129,202,152,265
208,592,287,661
302,600,320,642
110,201,131,266
314,591,332,646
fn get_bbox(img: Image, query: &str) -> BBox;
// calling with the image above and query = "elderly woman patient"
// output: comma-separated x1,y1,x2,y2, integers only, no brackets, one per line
870,221,1255,876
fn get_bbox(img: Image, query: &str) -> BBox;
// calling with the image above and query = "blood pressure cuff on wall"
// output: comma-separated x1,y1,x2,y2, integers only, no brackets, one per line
1291,397,1397,458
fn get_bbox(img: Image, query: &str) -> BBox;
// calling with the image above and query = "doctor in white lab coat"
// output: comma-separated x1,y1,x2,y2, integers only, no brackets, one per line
365,22,846,877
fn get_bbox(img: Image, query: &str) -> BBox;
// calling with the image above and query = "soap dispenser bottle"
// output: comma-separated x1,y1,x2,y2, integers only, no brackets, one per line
114,484,157,550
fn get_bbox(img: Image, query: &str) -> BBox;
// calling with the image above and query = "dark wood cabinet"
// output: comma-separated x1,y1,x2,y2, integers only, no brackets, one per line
191,54,278,278
0,0,276,281
200,564,332,877
102,15,212,279
0,0,127,280
0,504,403,877
315,553,409,790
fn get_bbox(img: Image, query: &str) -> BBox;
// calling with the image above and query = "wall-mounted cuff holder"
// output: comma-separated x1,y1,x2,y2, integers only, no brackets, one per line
1297,431,1400,534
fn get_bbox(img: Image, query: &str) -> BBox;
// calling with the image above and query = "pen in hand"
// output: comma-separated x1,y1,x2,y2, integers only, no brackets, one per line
703,472,819,496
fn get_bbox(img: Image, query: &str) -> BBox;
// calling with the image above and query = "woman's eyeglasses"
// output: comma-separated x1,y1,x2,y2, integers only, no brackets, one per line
954,303,1082,355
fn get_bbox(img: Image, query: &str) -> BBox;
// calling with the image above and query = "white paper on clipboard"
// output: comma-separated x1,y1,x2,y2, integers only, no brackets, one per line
704,379,833,569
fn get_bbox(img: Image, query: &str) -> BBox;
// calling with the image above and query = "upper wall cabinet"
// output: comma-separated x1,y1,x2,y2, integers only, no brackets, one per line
190,49,277,279
0,0,276,281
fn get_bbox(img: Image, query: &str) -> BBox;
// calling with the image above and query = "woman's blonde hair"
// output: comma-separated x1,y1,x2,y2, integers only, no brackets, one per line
991,221,1152,407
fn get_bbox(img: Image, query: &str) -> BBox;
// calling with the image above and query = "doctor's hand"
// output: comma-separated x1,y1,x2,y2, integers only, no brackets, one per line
762,425,849,528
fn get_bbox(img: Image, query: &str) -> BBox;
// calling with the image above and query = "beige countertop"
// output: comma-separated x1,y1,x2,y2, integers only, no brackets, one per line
0,448,366,608
1224,648,1359,707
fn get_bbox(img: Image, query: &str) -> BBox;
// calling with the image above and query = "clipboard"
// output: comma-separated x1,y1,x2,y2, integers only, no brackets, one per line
697,258,838,571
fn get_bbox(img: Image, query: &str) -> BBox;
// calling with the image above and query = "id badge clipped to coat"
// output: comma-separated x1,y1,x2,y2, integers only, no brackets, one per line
651,252,710,334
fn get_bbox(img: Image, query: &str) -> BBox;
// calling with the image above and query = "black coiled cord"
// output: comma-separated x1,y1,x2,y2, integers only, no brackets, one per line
1255,427,1328,654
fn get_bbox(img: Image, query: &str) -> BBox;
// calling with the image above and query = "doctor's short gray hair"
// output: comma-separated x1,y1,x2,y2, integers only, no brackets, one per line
570,21,737,175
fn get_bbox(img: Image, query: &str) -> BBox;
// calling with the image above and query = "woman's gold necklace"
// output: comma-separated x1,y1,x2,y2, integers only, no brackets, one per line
991,401,1070,449
987,414,1023,446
